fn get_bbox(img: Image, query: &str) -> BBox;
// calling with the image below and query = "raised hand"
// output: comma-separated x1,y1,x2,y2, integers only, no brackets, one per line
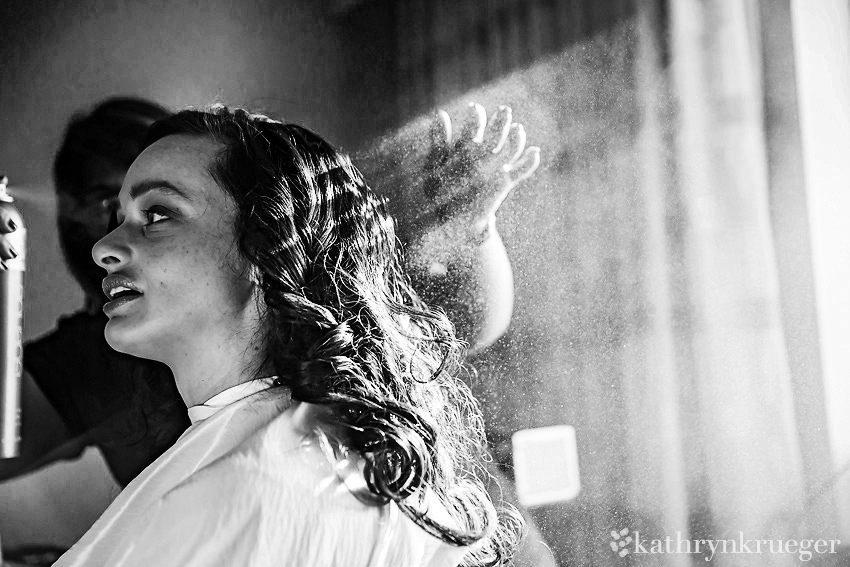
406,105,540,352
412,102,540,241
354,104,540,352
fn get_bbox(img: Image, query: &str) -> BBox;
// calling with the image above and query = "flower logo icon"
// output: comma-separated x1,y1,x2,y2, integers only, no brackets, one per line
610,528,632,557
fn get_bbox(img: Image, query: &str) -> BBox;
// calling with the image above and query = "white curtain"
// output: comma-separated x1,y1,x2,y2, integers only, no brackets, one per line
382,0,845,565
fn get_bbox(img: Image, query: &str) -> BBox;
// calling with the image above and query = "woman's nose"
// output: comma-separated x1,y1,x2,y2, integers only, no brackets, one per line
92,222,131,271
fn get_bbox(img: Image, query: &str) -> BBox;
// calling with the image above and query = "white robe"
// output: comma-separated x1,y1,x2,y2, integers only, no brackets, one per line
54,379,470,567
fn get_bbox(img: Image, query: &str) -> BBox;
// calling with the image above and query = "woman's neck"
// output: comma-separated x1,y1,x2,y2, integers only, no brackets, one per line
166,325,270,407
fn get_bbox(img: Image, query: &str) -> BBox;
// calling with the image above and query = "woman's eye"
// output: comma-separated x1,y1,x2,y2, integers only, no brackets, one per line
143,208,170,225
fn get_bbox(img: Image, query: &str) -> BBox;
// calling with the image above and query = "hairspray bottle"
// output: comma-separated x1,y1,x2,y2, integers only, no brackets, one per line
0,175,25,458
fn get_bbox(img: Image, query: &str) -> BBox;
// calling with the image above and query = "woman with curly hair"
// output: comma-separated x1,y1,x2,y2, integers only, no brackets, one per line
54,106,523,567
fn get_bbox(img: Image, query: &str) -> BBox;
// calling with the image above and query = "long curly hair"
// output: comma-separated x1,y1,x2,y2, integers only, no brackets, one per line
143,106,523,566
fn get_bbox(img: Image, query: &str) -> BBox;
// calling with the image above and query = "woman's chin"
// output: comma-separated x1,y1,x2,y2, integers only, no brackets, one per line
104,319,151,359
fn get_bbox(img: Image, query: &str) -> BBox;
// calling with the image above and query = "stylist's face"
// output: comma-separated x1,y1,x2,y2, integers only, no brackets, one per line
92,135,257,359
57,168,124,303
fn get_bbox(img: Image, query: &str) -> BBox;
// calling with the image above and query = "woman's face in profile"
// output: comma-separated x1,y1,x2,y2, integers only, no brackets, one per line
92,134,261,360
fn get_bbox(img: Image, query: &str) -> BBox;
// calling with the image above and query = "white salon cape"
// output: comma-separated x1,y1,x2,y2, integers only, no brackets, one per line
54,378,469,567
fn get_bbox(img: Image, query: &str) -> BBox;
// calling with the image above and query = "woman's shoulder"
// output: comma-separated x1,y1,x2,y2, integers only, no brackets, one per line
166,400,379,516
158,402,469,566
157,445,448,565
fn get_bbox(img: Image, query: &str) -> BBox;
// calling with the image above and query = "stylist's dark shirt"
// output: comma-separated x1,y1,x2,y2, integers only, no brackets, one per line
23,311,190,486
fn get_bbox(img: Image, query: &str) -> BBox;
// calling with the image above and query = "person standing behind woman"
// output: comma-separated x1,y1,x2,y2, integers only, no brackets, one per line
54,106,523,566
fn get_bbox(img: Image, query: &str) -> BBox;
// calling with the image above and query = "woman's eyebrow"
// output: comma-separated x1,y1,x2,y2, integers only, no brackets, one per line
128,179,192,201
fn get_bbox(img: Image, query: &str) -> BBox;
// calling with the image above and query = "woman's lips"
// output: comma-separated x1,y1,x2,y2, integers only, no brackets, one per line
102,274,144,316
103,293,142,316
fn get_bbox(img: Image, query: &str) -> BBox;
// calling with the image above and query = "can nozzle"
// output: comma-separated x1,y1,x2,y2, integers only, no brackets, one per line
0,176,12,203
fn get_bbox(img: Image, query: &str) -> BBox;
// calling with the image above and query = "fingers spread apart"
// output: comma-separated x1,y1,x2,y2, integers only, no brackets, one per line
432,103,512,152
428,103,542,184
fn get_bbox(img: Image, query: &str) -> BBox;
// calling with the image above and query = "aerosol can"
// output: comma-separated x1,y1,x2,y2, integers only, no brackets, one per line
0,175,25,458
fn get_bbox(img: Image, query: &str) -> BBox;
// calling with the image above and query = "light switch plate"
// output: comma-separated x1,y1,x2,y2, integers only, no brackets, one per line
511,425,580,507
